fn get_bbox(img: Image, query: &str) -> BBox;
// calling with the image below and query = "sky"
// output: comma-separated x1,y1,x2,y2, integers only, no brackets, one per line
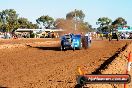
0,0,132,28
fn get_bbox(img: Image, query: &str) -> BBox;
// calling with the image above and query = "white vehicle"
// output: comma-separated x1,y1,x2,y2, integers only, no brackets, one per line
4,32,11,39
0,34,5,38
125,33,130,39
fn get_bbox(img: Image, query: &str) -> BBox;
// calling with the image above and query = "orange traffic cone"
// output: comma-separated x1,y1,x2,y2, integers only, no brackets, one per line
124,84,128,88
78,66,87,75
128,51,132,62
126,51,132,73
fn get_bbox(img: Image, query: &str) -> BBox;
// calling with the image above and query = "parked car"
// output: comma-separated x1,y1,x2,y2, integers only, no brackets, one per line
120,32,130,39
128,33,132,39
120,33,126,39
4,32,11,39
0,34,5,38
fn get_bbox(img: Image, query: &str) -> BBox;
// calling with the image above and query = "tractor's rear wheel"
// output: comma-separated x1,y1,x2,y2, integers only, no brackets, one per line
82,36,88,49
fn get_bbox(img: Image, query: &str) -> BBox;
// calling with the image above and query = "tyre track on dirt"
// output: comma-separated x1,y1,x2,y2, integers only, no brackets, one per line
39,41,131,88
0,39,131,88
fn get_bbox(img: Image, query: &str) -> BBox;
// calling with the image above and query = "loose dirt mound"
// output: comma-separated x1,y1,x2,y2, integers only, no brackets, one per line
0,38,60,49
0,39,131,88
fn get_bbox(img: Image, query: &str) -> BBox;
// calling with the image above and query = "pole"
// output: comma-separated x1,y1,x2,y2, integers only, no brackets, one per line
74,9,77,31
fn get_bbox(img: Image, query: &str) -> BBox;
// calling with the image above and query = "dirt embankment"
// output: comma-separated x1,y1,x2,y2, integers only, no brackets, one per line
0,38,60,49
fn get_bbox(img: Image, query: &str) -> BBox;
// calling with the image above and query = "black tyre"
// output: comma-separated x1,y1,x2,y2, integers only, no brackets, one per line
82,37,87,49
61,40,65,51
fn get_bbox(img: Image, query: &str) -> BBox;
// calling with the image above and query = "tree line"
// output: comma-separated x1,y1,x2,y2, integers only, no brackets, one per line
0,9,128,33
0,9,39,32
96,17,127,33
0,9,93,33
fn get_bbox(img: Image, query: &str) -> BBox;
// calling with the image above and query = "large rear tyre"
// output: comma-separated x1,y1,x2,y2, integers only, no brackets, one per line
61,40,65,51
82,37,88,49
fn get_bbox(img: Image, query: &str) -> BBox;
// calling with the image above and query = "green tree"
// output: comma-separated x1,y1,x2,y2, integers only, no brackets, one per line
27,22,39,29
18,17,39,29
96,17,112,32
18,17,29,28
0,9,18,32
36,15,54,29
0,9,39,32
112,17,127,28
66,9,85,21
0,17,2,30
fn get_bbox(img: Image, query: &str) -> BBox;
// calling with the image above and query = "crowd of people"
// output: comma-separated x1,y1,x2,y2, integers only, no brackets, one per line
0,31,132,40
0,31,60,39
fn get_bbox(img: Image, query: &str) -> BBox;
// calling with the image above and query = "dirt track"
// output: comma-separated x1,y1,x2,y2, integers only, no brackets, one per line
0,39,131,88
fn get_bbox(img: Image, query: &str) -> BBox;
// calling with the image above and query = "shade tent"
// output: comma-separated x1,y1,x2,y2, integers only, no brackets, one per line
117,26,132,32
15,29,64,33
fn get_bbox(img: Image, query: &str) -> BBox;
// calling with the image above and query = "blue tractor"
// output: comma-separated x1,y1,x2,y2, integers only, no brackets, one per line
60,33,91,51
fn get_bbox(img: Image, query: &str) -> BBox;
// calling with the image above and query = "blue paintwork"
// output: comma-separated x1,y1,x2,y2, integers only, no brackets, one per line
72,34,81,48
61,34,81,50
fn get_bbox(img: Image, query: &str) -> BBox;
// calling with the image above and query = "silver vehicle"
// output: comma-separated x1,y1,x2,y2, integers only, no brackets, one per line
120,32,130,39
0,34,5,38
